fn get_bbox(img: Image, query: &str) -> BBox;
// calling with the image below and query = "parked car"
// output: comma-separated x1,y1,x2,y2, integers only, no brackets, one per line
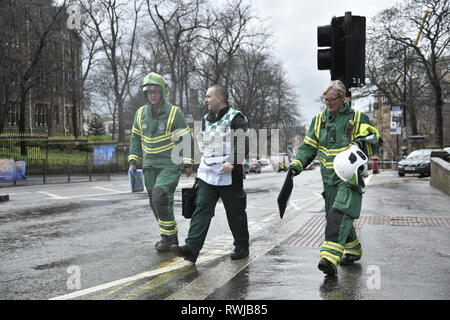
247,158,262,173
444,147,450,155
397,149,437,177
243,161,249,174
258,158,270,167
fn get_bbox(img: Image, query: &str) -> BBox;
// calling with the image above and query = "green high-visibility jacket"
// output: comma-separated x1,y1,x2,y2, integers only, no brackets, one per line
128,102,193,168
291,103,382,186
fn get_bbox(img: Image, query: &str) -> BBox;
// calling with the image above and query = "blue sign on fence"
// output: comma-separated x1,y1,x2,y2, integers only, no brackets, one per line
92,145,117,166
0,159,26,181
13,161,26,180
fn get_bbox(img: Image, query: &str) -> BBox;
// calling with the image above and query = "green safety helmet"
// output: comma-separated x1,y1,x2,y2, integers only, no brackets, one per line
141,72,169,97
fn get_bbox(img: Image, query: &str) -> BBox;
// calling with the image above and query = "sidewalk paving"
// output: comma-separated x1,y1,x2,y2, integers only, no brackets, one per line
206,172,450,300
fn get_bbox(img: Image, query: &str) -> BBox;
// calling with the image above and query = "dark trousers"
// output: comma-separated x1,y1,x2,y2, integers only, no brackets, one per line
143,166,181,237
185,178,249,254
320,182,363,266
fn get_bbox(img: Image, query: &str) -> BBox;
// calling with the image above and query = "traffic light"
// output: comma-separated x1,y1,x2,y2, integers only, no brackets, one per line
317,12,366,89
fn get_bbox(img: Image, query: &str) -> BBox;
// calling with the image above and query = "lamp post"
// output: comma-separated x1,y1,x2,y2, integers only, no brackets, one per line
387,46,407,163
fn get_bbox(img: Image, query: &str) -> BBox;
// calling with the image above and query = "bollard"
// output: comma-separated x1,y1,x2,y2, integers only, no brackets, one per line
371,156,379,174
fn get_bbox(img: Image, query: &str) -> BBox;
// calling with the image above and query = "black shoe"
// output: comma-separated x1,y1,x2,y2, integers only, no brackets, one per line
155,235,178,253
318,258,337,276
171,245,198,263
230,246,249,260
340,255,356,266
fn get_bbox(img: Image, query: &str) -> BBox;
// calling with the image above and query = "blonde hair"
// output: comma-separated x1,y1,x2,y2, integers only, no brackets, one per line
322,80,347,98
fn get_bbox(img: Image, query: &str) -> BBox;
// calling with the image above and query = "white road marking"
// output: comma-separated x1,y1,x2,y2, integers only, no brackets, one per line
91,186,124,193
50,259,190,300
36,191,68,200
50,190,322,300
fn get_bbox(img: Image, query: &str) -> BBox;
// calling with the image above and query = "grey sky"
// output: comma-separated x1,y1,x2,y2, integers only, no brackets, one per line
248,0,396,125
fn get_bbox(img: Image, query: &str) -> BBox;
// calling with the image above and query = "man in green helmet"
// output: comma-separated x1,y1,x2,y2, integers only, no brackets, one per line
129,72,194,252
289,80,382,276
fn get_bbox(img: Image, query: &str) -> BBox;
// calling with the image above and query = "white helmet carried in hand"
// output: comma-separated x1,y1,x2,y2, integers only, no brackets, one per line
333,145,368,186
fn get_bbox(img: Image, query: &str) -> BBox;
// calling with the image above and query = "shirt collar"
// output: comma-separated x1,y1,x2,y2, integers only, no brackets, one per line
324,102,353,118
207,106,230,123
147,101,170,117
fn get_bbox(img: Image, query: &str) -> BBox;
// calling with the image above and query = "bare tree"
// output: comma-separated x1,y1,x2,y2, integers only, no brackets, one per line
197,0,265,87
230,47,302,131
81,0,142,143
145,0,208,109
371,0,450,147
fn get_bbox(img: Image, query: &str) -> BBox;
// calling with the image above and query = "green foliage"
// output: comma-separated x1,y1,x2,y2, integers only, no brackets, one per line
88,115,106,136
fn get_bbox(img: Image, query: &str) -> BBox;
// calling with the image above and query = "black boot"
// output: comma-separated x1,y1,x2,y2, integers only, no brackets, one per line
155,235,178,252
318,258,337,276
171,245,198,263
230,246,249,260
340,255,359,266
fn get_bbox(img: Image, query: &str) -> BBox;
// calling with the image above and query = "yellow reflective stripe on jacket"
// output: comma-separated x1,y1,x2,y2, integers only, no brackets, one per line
319,145,349,157
132,106,145,136
320,158,334,169
291,159,304,171
304,136,319,149
137,106,145,131
314,112,323,139
140,127,189,145
351,110,362,141
141,133,172,144
128,154,139,162
132,127,142,136
172,127,190,139
142,142,176,154
368,143,373,156
165,106,178,135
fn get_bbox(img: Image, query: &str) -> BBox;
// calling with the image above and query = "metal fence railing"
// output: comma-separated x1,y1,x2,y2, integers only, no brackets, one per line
0,133,129,185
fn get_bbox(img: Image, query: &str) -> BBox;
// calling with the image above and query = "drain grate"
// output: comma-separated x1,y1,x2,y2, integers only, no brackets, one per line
282,215,450,248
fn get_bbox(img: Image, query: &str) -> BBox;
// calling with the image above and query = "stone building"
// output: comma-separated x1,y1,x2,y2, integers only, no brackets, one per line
0,0,85,137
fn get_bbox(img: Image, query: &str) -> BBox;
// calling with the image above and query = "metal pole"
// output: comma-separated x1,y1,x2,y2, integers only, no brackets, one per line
401,46,407,161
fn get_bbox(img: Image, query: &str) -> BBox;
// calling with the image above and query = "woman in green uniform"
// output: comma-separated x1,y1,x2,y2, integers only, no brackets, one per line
290,80,382,276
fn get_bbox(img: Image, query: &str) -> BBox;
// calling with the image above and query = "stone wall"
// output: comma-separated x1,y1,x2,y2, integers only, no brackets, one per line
431,158,450,196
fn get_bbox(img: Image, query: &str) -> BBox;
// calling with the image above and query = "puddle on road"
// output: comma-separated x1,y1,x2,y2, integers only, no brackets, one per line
0,197,129,224
0,203,82,223
245,188,272,194
33,258,76,271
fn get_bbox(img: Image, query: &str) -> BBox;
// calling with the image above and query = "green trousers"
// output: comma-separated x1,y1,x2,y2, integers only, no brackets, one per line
185,178,249,254
143,166,181,237
320,182,363,267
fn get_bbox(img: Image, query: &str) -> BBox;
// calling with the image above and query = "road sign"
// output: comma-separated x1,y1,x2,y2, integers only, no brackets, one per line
390,106,403,135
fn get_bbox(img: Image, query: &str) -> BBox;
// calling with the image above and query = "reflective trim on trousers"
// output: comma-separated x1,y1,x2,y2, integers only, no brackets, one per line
320,251,341,266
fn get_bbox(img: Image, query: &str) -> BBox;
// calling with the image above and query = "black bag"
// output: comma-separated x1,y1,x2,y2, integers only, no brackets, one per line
181,179,198,219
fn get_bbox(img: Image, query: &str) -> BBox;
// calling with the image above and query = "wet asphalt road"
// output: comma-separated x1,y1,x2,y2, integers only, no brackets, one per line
1,168,449,300
0,167,322,300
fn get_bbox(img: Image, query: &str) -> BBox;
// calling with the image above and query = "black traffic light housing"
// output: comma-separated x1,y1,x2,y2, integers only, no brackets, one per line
317,12,366,89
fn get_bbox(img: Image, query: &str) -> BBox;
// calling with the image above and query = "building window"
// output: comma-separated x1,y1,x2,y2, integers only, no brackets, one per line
35,104,48,127
54,105,59,124
8,103,20,126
